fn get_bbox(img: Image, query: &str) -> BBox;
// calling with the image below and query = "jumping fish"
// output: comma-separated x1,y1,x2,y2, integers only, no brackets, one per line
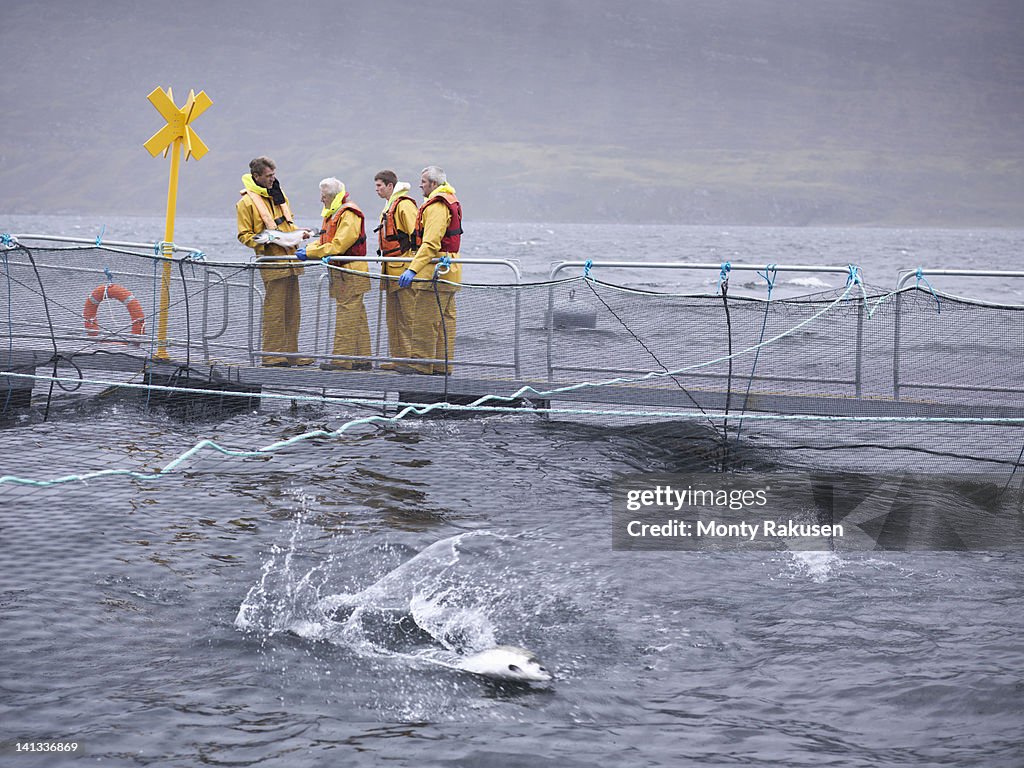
252,229,316,248
454,645,552,683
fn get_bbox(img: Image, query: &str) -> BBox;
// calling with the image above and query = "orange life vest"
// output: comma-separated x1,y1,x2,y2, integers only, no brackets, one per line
320,200,367,257
375,195,417,256
412,192,462,253
240,189,293,229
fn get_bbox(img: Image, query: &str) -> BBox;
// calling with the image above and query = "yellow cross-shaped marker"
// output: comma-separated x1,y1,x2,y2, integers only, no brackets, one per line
144,86,211,161
143,86,213,360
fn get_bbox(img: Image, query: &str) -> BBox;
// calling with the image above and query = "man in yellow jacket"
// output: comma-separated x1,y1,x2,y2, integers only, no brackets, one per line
297,178,372,370
373,169,418,370
236,156,314,367
397,166,463,375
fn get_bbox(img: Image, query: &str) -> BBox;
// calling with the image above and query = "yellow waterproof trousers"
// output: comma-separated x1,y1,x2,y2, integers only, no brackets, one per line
328,293,371,368
261,274,302,364
408,288,457,374
384,287,415,367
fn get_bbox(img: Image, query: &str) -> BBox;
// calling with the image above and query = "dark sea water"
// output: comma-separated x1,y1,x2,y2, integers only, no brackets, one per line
1,215,1023,766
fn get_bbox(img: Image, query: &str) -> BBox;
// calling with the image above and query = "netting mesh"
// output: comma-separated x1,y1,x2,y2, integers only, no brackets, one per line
2,242,1023,483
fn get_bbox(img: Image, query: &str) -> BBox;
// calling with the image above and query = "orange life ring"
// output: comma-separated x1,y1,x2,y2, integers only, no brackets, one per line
83,283,146,338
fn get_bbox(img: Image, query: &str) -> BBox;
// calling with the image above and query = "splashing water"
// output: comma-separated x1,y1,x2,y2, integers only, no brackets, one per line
787,549,843,583
236,515,545,677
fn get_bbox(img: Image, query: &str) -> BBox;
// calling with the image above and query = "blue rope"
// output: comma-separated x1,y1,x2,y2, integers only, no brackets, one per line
914,267,942,313
95,225,105,247
846,264,862,288
757,263,778,296
433,254,452,278
718,261,732,293
0,233,12,247
583,259,593,279
103,266,114,285
736,264,777,441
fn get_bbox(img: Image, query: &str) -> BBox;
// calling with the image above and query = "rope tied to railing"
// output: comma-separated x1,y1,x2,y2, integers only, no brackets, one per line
915,267,942,313
846,264,862,288
433,254,452,278
757,263,778,298
0,233,13,248
95,225,105,247
718,261,731,294
154,241,175,257
583,259,593,279
184,250,206,262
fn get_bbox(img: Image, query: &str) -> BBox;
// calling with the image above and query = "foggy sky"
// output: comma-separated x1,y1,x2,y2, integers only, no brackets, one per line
1,0,1022,225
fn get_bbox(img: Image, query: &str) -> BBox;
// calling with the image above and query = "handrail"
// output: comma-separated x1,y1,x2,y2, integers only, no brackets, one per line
6,233,205,259
261,254,525,376
7,242,1024,412
201,268,230,361
255,254,524,280
545,261,865,384
549,260,858,282
893,267,1024,401
896,267,1024,292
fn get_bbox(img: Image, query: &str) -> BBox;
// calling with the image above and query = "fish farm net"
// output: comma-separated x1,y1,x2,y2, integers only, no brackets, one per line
1,240,1024,489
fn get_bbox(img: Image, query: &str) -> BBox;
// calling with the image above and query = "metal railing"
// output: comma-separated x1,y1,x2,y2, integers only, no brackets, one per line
0,248,252,362
255,254,524,375
4,237,1023,414
6,233,206,259
545,261,866,391
893,268,1024,401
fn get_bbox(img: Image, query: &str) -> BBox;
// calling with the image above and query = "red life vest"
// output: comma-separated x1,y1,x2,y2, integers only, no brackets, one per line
412,192,462,253
320,200,366,257
376,194,417,256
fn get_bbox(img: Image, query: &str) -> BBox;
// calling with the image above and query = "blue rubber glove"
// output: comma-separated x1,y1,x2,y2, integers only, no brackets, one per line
295,247,307,261
398,269,416,288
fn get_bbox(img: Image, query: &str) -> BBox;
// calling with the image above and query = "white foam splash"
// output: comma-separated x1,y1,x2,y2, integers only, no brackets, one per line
787,550,842,583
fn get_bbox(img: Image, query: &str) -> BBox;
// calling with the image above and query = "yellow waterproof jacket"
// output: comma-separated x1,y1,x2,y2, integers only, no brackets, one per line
409,189,462,289
306,208,371,301
236,175,304,282
380,195,419,280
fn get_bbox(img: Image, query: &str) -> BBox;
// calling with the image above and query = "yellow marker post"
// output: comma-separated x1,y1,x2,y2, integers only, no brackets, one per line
143,86,211,359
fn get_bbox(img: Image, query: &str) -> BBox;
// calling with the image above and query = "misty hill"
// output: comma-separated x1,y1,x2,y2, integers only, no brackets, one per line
1,0,1022,225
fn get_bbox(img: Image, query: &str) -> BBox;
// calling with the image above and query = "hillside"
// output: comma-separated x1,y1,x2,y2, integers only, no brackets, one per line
0,0,1022,225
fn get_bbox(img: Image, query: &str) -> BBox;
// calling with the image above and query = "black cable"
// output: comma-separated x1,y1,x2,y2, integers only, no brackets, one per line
769,441,1024,466
716,277,737,471
999,440,1024,499
720,278,733,433
582,280,725,441
178,258,193,374
735,291,774,440
15,244,60,420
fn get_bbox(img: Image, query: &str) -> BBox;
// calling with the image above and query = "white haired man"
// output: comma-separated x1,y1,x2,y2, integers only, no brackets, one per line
396,166,463,375
296,178,372,370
